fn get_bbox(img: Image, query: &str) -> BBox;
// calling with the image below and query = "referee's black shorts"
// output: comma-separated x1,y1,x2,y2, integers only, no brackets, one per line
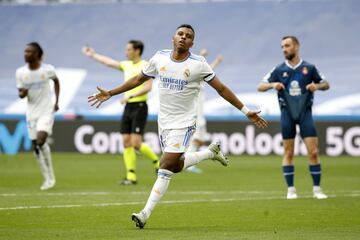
121,101,148,135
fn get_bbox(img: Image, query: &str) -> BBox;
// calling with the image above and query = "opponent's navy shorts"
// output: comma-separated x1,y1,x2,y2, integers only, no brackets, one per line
280,106,317,139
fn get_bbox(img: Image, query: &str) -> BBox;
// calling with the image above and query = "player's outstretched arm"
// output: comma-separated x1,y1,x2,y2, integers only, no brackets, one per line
88,73,151,108
120,80,153,104
82,46,121,70
208,77,268,129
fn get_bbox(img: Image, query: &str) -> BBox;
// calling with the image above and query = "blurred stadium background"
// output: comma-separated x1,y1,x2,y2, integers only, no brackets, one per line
1,0,359,156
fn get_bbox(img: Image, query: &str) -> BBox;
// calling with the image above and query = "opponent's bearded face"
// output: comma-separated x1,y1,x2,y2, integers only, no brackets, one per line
172,27,194,52
281,38,299,61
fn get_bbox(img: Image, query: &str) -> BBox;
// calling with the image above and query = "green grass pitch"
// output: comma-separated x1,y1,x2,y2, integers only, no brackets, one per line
0,153,359,239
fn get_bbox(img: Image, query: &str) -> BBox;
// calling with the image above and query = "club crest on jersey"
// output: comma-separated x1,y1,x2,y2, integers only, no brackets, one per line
183,69,190,78
282,72,288,77
302,66,308,75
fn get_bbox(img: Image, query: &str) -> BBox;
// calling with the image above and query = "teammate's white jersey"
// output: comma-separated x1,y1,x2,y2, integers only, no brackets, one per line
16,63,56,120
142,50,215,129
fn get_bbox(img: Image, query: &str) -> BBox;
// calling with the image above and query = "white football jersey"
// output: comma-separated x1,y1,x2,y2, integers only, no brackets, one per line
142,50,215,129
196,82,206,128
16,63,56,120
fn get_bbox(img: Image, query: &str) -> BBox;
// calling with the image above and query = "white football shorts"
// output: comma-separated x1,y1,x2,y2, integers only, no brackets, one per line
158,125,196,153
27,115,54,140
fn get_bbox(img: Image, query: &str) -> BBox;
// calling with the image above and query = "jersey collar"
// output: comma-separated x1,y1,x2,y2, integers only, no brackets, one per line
285,59,303,70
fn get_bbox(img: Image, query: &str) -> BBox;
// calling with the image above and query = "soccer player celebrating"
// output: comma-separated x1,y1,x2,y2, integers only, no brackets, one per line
88,24,268,228
82,40,159,185
258,36,330,199
16,42,60,190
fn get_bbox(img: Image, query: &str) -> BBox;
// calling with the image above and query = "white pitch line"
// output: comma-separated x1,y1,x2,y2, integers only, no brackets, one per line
2,190,359,197
0,190,282,197
0,193,359,211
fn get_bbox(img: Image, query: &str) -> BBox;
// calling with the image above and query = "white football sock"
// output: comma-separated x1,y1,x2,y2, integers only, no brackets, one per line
182,149,214,170
40,143,55,183
142,169,173,218
34,151,50,182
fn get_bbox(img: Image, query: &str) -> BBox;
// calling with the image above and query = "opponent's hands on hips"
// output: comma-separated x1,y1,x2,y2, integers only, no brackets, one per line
246,110,268,129
88,86,111,108
271,82,285,91
306,82,317,92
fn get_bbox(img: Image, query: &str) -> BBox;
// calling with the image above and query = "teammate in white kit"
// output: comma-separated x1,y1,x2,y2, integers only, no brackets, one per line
186,49,224,174
16,42,60,190
88,24,268,228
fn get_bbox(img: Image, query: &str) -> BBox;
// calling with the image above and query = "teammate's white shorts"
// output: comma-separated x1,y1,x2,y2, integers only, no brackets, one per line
27,115,54,140
192,124,210,142
158,125,196,153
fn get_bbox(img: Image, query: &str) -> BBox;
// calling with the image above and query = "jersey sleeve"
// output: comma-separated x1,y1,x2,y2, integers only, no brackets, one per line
201,60,216,82
118,61,126,71
312,66,326,83
261,67,278,83
15,69,25,89
47,64,57,80
141,54,158,78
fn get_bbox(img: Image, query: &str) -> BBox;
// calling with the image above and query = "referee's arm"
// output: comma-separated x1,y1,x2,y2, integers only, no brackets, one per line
82,46,122,70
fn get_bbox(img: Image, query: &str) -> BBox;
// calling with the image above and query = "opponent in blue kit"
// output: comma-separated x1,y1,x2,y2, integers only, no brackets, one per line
258,36,330,199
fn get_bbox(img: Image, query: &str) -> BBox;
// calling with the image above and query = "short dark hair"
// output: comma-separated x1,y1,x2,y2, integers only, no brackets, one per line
177,24,195,39
282,36,300,46
128,40,144,56
27,42,44,59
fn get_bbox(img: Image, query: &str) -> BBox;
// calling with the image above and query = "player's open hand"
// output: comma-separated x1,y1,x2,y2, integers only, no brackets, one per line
271,82,285,91
82,46,95,57
306,82,317,92
88,86,111,108
246,110,268,129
